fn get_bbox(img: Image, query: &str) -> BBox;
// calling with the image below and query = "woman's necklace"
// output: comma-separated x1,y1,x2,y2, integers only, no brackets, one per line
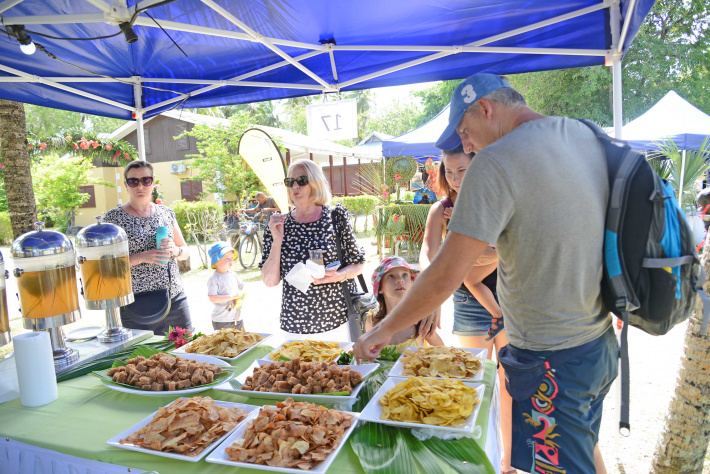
128,202,154,230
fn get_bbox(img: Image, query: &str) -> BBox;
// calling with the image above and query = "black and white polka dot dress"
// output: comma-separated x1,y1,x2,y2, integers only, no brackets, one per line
103,205,183,298
259,203,365,334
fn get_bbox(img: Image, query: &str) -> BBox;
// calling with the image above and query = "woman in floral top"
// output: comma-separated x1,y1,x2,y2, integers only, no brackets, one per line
260,159,365,340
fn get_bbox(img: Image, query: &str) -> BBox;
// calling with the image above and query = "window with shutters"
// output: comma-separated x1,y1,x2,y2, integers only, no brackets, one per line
180,180,203,201
175,122,189,150
79,185,96,208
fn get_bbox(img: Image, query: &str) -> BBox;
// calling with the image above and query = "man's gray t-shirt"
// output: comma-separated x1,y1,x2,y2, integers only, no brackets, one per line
448,117,612,351
207,271,245,322
256,197,278,223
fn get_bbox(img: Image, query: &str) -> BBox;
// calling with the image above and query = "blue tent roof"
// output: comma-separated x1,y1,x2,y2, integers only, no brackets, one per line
382,105,451,157
618,91,710,150
0,1,654,120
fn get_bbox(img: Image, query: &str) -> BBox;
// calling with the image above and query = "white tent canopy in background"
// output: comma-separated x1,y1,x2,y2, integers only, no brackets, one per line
617,91,710,150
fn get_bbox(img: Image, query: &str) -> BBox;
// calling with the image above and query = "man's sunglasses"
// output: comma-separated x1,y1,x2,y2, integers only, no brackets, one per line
284,176,309,188
125,176,154,188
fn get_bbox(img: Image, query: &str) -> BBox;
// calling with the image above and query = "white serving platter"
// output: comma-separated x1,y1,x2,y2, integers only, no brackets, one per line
65,326,103,341
100,353,235,397
106,400,260,462
214,359,379,404
264,340,353,363
173,332,273,361
359,378,485,433
206,407,359,473
388,346,488,382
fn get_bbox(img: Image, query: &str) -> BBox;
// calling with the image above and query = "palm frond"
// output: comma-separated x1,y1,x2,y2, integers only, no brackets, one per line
650,137,710,207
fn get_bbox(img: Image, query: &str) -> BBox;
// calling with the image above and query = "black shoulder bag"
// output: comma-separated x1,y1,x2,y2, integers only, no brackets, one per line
122,262,172,326
330,207,378,341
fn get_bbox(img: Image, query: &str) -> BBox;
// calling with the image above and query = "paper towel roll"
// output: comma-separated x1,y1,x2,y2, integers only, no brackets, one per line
14,331,58,407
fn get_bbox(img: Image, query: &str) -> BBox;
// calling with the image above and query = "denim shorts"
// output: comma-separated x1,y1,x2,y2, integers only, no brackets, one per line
452,288,497,337
510,327,618,473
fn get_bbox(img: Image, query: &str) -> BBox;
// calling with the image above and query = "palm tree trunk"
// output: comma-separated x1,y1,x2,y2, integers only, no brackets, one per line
0,99,36,238
651,238,710,473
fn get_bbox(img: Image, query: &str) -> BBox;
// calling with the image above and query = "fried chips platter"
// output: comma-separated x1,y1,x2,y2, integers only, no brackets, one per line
267,340,352,363
206,398,359,473
175,329,271,360
389,346,487,382
107,396,259,462
359,377,485,433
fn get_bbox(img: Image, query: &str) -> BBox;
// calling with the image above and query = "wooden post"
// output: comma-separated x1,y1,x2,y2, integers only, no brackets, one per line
343,157,348,196
309,152,314,161
329,155,334,195
285,149,291,166
358,159,361,196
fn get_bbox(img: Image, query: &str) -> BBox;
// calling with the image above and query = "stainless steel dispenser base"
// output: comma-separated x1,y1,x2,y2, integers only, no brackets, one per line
47,326,80,371
0,331,11,347
98,306,130,343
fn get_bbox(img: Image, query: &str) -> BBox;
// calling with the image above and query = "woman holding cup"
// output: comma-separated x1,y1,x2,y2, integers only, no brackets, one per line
103,160,192,334
260,159,365,340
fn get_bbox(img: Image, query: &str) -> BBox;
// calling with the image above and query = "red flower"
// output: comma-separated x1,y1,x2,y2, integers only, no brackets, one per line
39,142,47,151
155,198,163,205
394,173,402,181
72,143,79,149
28,144,33,149
124,153,130,159
105,143,113,151
65,136,71,142
392,215,400,222
113,150,120,160
174,338,189,348
80,142,90,150
0,163,3,169
91,141,99,149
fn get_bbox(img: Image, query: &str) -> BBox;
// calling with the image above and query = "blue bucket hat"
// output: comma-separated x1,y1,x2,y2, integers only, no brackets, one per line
208,241,237,269
434,73,510,151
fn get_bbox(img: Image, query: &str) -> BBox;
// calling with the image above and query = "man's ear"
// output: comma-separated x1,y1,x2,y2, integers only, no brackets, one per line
478,98,494,119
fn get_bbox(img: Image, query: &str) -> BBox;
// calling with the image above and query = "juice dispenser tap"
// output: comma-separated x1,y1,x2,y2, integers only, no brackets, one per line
76,216,134,343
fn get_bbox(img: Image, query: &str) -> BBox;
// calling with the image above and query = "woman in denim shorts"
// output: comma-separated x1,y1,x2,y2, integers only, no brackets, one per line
420,146,515,474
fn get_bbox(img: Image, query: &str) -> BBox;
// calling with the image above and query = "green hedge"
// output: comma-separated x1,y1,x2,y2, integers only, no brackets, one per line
0,212,11,245
331,195,380,231
171,200,223,241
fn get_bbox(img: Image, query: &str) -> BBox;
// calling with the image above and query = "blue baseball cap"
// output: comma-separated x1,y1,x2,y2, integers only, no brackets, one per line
434,74,511,151
208,241,237,269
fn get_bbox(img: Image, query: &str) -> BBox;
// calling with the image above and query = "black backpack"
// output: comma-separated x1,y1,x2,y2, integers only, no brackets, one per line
579,119,710,434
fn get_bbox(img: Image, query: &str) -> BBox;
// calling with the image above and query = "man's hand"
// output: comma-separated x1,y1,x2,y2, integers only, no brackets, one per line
353,324,392,362
418,308,441,337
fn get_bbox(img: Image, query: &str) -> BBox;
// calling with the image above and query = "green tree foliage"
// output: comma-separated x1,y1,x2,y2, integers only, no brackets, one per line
24,104,125,139
411,80,459,126
506,0,710,126
366,100,423,138
32,154,112,230
180,113,264,203
194,101,282,127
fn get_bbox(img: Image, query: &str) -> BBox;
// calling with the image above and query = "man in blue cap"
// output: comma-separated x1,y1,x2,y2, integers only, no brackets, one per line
354,74,616,473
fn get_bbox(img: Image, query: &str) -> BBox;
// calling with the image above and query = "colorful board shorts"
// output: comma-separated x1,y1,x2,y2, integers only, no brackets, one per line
510,327,618,473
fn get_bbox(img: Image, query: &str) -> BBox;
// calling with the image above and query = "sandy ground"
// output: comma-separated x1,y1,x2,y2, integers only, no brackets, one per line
1,230,709,473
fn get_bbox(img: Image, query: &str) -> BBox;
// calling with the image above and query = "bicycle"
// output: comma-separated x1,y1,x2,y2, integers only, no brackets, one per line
237,214,265,269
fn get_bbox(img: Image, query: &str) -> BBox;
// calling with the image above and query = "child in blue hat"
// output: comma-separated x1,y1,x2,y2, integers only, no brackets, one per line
207,242,245,331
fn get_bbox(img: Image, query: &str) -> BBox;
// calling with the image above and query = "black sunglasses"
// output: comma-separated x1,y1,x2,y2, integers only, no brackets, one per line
125,176,154,188
284,175,309,188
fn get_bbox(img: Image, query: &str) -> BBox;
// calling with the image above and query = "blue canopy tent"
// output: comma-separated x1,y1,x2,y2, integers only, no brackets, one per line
381,105,450,159
0,0,654,161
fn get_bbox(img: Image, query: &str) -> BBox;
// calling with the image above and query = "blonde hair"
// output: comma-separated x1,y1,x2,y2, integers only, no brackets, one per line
287,159,332,206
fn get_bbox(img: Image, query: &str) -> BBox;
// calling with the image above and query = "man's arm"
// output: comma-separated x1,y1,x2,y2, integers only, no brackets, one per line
353,231,490,361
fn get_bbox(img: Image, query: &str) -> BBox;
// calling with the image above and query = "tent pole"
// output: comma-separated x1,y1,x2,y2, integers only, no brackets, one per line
679,149,687,209
134,80,146,162
612,57,622,140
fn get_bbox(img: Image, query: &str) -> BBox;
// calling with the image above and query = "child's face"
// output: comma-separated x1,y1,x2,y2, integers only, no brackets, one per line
216,251,235,271
378,267,413,300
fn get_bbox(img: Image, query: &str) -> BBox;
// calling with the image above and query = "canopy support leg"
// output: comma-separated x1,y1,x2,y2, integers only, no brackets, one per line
612,57,623,141
679,150,687,209
133,80,146,161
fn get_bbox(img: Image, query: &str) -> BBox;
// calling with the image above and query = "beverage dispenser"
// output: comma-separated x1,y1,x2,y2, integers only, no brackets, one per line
11,222,81,369
0,251,10,348
76,216,134,343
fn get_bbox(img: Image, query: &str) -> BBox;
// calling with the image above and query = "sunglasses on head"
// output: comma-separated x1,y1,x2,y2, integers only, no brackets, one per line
284,175,309,188
125,176,154,188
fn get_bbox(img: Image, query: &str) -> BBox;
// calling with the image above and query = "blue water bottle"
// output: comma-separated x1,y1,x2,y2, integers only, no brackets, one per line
155,226,170,265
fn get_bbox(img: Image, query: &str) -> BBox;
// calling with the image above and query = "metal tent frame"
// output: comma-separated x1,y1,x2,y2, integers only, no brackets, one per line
0,0,651,160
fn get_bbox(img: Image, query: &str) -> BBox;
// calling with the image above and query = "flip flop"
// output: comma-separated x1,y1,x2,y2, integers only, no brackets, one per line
486,316,504,341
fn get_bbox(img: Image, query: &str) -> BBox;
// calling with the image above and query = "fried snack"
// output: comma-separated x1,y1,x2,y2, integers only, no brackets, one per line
242,358,363,394
185,329,265,358
379,377,480,426
225,398,354,469
107,353,223,391
120,396,248,456
269,340,343,363
400,346,483,378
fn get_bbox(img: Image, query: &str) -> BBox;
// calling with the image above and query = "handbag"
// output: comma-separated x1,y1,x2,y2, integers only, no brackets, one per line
122,262,172,326
330,207,378,341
